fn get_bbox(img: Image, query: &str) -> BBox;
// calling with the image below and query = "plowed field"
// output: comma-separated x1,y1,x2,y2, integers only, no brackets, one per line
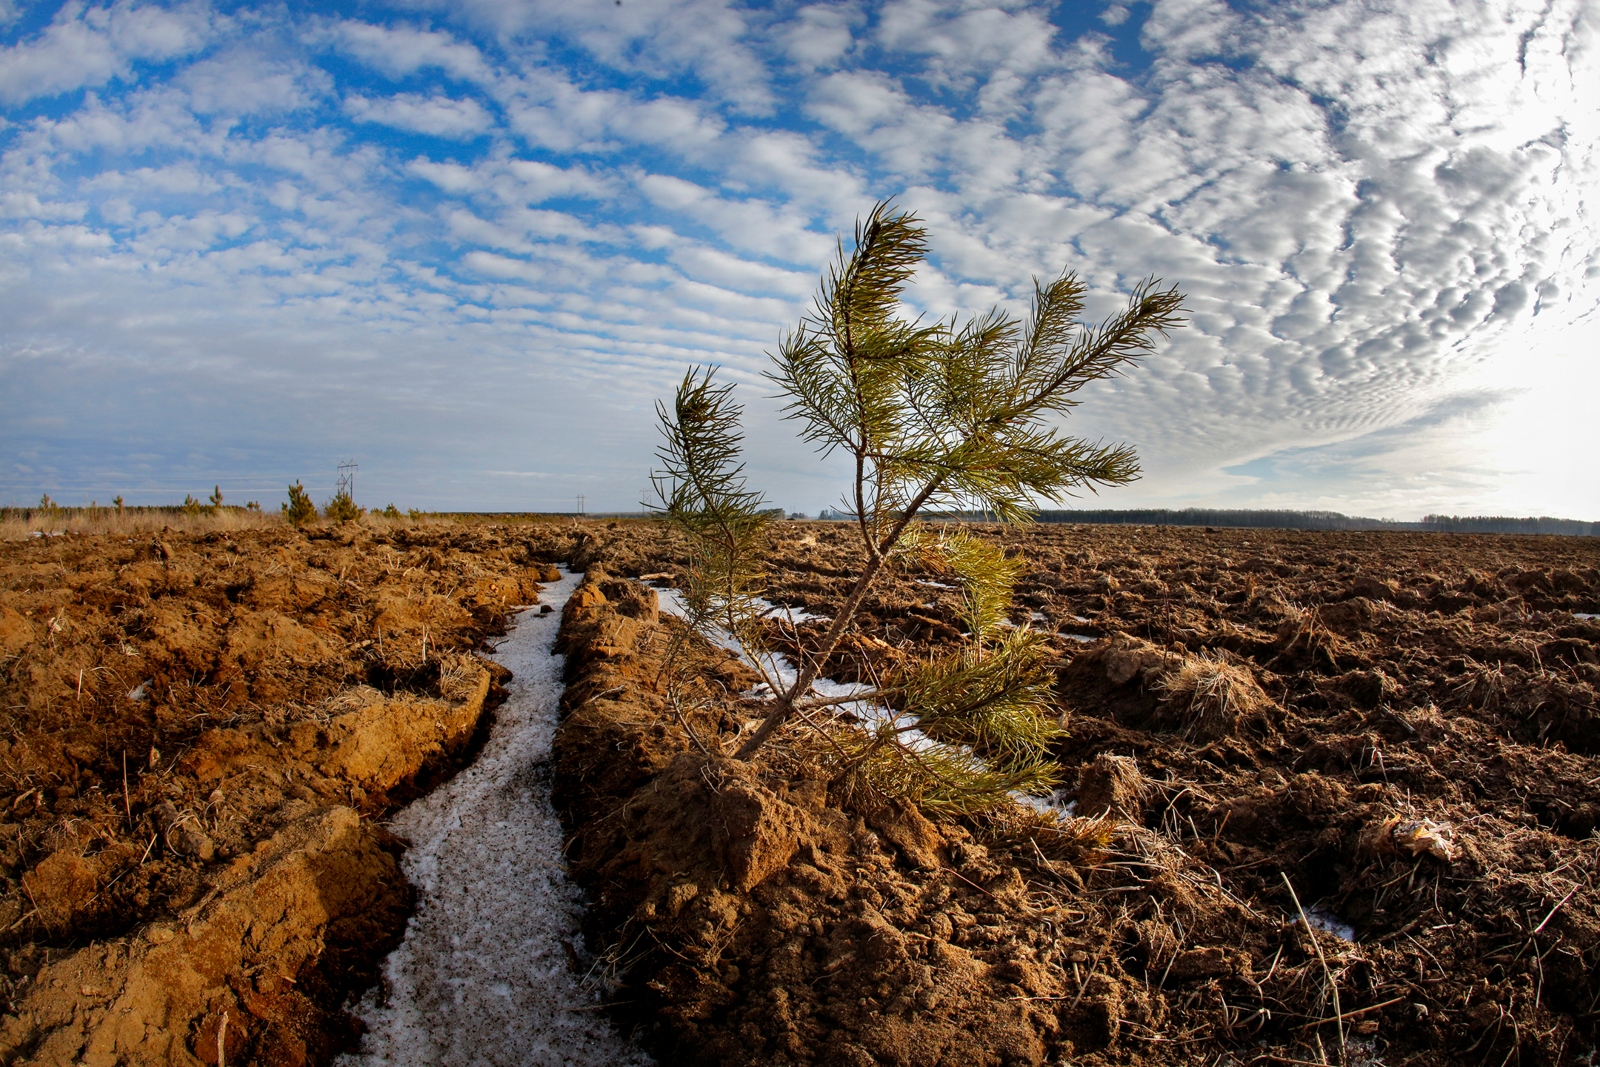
559,520,1600,1067
3,518,1596,1066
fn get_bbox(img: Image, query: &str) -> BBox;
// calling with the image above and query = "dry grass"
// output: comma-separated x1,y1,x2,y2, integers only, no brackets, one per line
0,507,285,541
1155,649,1273,738
0,507,463,541
1271,600,1354,668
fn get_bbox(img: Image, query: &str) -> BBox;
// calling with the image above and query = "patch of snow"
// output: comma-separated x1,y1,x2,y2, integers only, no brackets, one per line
128,681,149,701
767,602,830,625
1064,633,1097,644
914,579,958,590
341,567,651,1067
1306,904,1357,943
652,584,919,745
1576,613,1598,620
1014,791,1077,819
1070,615,1093,624
1030,611,1050,623
653,580,1059,796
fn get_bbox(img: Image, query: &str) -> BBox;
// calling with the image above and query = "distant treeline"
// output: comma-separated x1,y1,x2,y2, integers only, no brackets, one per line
1417,514,1600,537
903,508,1600,537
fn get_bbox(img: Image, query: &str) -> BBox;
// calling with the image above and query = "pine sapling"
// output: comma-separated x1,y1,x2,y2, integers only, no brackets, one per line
283,482,317,527
652,201,1185,816
324,490,361,523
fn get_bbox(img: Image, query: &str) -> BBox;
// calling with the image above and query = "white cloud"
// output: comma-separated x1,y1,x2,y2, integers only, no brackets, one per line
780,4,862,69
426,0,776,113
407,156,611,204
666,244,814,297
177,49,328,115
326,20,494,84
877,0,1060,83
344,92,494,139
635,173,833,262
0,0,214,105
493,70,727,156
806,70,910,137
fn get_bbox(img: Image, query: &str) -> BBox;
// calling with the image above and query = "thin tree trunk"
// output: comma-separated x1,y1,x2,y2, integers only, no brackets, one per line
733,551,886,759
733,477,943,760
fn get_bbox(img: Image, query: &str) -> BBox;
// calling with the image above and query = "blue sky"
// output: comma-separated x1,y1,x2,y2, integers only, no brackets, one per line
2,0,1596,518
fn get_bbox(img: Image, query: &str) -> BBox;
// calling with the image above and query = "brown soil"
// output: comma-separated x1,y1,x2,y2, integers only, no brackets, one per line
556,522,1600,1066
5,518,1597,1066
0,519,590,1066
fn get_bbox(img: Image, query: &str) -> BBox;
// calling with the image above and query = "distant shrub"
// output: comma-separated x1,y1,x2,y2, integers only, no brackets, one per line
207,485,224,514
407,508,423,520
182,495,202,518
283,482,317,526
324,490,362,523
382,503,402,519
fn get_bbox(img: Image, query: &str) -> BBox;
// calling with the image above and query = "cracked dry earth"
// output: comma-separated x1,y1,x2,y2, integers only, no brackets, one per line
3,518,1598,1066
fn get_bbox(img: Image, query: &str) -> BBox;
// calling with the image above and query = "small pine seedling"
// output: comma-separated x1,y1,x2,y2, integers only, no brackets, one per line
282,482,317,526
324,489,361,523
652,200,1185,817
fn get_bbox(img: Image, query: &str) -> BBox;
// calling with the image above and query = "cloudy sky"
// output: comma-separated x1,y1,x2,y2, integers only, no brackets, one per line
2,0,1595,519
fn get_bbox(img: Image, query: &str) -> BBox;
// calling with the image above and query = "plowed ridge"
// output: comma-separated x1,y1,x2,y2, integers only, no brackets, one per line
342,568,651,1067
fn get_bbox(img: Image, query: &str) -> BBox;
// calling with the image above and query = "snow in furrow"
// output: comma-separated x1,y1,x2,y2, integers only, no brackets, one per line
656,587,1088,822
341,567,651,1067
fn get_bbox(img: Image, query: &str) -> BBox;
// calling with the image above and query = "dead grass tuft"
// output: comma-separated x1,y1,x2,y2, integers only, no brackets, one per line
1155,649,1272,739
1272,600,1354,668
1076,752,1147,820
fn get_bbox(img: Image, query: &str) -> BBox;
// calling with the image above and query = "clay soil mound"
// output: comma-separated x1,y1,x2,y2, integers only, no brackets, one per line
554,522,1600,1066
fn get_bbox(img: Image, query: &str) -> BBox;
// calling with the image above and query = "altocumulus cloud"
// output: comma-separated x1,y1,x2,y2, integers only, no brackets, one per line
1,0,1595,516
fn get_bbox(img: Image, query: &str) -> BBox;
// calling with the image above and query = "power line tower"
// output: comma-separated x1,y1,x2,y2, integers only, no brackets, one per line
336,460,358,500
576,494,586,516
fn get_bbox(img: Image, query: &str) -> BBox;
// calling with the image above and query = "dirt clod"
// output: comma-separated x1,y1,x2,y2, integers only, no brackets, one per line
1076,752,1146,820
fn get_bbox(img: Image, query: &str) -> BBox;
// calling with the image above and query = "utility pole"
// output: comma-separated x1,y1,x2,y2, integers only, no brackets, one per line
576,494,586,517
336,460,358,500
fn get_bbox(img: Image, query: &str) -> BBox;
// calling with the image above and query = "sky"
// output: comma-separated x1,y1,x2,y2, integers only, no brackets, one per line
1,0,1596,519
